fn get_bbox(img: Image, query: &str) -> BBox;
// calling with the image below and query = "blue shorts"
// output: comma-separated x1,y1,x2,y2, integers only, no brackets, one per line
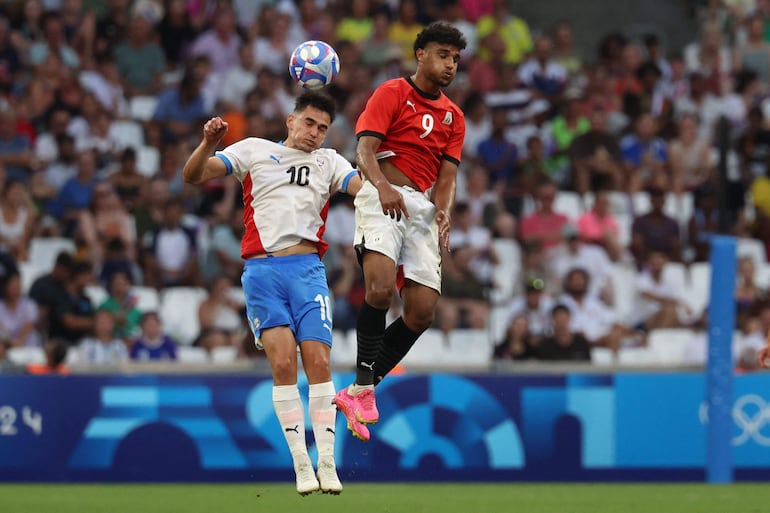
241,254,333,346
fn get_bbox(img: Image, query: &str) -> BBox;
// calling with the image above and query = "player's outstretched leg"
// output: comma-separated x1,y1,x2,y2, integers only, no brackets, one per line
308,382,343,494
332,388,375,441
293,453,321,496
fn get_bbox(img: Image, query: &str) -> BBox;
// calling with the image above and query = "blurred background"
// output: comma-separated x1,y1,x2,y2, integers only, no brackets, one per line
0,0,769,484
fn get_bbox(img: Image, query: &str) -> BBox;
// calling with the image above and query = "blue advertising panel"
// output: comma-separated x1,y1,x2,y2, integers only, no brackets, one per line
1,372,770,482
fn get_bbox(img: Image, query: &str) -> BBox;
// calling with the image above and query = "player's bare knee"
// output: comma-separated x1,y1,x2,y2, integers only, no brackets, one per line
365,285,393,310
271,356,296,383
404,308,433,333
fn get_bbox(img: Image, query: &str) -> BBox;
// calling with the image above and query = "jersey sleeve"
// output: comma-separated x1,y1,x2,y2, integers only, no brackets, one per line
329,151,357,194
215,137,259,181
442,108,465,166
355,82,400,139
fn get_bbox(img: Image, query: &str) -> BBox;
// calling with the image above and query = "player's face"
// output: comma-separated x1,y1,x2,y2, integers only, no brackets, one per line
417,42,461,87
285,106,331,152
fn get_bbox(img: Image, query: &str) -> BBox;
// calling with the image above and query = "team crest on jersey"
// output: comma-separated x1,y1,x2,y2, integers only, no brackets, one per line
442,112,453,125
316,157,325,168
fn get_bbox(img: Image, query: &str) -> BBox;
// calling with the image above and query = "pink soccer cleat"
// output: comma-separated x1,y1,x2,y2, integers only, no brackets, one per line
332,387,379,441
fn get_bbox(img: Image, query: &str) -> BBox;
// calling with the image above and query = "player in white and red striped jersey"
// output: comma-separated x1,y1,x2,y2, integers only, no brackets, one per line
183,91,361,496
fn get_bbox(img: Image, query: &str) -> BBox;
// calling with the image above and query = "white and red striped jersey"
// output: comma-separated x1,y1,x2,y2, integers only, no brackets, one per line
216,138,357,258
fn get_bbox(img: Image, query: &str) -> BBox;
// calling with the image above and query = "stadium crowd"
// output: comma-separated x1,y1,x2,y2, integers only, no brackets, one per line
0,0,770,372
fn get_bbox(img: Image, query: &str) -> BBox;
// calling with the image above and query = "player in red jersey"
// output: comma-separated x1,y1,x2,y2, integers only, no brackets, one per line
333,22,467,441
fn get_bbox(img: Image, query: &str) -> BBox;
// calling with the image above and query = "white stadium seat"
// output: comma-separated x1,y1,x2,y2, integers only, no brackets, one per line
646,328,694,366
136,145,160,177
554,191,584,222
128,95,159,121
443,329,492,368
176,346,209,364
159,287,208,345
109,120,145,150
401,329,446,369
131,286,161,312
210,346,238,364
8,346,46,365
490,238,522,304
28,237,76,273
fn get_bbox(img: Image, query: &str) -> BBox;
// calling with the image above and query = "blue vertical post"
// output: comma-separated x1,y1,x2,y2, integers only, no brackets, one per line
706,235,736,484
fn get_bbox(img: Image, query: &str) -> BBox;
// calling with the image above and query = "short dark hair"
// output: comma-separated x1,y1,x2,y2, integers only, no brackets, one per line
294,90,336,123
413,22,467,57
551,304,570,316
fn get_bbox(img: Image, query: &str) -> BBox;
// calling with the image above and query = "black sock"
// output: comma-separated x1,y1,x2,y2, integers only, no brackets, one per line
374,317,421,386
355,302,387,386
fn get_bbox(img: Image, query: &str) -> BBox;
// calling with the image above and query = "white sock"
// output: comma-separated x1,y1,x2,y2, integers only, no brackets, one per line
272,385,307,458
308,381,337,458
349,383,374,395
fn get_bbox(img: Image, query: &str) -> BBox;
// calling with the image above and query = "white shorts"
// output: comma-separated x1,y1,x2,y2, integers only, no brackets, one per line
354,180,441,293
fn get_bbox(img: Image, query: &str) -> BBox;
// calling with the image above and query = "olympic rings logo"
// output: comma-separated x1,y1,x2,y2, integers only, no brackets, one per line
699,394,770,446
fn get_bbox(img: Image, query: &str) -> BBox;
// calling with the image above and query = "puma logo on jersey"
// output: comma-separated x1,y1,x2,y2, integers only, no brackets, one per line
442,112,453,124
269,154,282,164
406,100,416,112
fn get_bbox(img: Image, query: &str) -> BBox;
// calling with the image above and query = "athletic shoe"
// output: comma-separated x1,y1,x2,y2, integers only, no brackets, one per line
316,456,343,494
293,454,320,496
332,387,378,441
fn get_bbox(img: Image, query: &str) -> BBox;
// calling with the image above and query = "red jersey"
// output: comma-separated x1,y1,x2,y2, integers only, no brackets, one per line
355,77,465,192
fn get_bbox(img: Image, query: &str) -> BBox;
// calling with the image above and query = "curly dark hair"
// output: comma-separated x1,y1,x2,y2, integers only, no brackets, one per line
294,90,336,123
413,22,467,57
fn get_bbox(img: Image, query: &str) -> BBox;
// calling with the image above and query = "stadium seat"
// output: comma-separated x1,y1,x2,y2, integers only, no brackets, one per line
610,262,638,326
7,346,46,365
443,329,492,368
18,260,47,294
616,346,655,366
590,347,615,366
159,287,208,345
330,330,355,367
554,191,584,222
128,95,159,121
176,345,209,364
646,328,694,366
737,237,767,268
488,304,511,344
136,145,160,177
631,191,650,216
108,120,145,151
756,262,770,289
228,287,246,307
662,262,687,295
210,345,238,364
84,285,108,307
686,262,711,316
131,286,160,312
490,238,522,304
401,329,446,368
28,237,76,273
614,212,633,247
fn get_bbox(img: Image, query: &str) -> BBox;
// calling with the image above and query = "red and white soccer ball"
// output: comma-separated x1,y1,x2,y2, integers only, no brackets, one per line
288,40,340,90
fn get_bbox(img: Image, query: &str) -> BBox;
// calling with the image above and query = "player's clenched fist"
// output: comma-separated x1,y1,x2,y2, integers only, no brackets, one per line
203,117,228,143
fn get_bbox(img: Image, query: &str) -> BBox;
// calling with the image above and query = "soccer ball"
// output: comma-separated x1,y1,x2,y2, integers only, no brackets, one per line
289,40,340,90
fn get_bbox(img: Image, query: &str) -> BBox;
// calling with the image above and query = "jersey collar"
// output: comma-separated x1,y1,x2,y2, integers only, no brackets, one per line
405,76,441,100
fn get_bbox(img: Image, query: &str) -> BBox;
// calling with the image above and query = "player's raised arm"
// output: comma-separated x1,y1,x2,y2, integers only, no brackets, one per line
183,117,230,184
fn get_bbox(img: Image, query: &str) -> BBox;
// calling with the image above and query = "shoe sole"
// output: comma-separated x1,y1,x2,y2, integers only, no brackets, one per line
297,484,320,496
333,398,372,441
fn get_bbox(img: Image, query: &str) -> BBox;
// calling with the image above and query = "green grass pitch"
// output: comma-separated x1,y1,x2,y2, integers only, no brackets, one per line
1,483,768,513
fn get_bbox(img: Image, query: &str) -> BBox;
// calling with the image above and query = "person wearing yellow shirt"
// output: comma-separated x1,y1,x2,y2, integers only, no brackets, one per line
388,0,424,62
476,0,532,64
335,0,374,44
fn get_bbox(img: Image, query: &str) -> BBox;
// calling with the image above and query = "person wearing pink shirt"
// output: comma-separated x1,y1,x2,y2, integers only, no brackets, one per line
576,189,622,260
519,180,568,254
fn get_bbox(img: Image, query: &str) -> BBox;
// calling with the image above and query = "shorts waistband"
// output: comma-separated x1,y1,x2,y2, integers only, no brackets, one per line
244,253,320,266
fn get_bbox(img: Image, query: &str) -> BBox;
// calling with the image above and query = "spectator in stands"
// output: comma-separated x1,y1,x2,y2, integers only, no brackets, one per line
389,0,424,62
558,268,624,351
632,250,690,331
204,206,244,285
669,112,713,195
493,313,537,360
51,149,99,234
194,326,230,358
463,164,500,228
33,107,71,167
551,21,581,77
130,311,177,361
26,338,69,375
79,182,136,266
461,93,491,162
0,17,21,92
335,0,373,45
476,108,519,187
114,10,165,96
29,10,79,69
673,71,722,142
735,255,766,323
98,269,142,342
548,95,590,186
620,112,669,194
0,270,40,348
158,0,197,70
133,176,169,240
141,197,200,289
475,0,532,65
517,35,568,100
76,309,129,365
190,6,241,75
79,56,126,116
684,22,731,95
548,223,613,302
46,260,95,346
0,103,36,184
436,245,490,335
360,7,399,69
218,43,257,113
28,251,73,335
0,179,34,263
569,106,623,194
739,106,770,181
631,186,681,267
440,0,478,58
504,274,554,339
448,202,496,284
109,148,146,213
152,65,207,145
536,304,592,361
519,179,569,254
198,275,245,348
576,189,623,260
732,14,770,86
688,185,720,262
